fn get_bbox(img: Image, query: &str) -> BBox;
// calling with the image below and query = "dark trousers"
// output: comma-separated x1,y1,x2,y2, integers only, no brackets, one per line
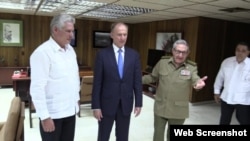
220,100,250,125
97,102,131,141
40,115,76,141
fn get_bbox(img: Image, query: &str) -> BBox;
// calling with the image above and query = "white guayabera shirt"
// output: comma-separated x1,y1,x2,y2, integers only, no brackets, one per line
214,56,250,105
30,37,80,120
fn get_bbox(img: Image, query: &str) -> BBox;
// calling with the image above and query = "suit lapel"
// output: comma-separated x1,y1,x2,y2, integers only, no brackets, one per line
107,47,120,78
123,47,129,78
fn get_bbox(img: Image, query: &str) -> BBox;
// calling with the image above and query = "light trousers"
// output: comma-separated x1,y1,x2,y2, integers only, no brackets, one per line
153,114,185,141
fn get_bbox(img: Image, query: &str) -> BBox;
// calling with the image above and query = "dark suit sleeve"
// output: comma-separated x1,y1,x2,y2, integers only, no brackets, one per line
133,52,143,107
91,51,103,109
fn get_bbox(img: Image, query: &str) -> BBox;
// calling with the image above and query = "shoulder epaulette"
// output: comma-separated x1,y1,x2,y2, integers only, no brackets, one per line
186,60,197,66
161,55,171,59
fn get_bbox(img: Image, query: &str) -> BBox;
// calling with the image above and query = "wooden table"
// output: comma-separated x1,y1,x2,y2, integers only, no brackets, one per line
0,67,27,86
12,77,30,102
12,70,93,100
12,70,93,128
79,70,93,77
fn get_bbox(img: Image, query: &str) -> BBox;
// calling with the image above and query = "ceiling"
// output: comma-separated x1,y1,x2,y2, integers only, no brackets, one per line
0,0,250,24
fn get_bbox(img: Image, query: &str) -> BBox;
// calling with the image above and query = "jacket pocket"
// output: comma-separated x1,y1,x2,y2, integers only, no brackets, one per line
174,101,188,107
159,71,168,81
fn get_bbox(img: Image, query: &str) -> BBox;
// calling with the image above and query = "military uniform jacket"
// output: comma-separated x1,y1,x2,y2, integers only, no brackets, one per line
142,57,200,119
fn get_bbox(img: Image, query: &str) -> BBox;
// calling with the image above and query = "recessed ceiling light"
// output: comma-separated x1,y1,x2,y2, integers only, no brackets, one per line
219,7,250,13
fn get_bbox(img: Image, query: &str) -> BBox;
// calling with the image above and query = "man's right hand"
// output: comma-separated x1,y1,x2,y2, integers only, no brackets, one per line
41,118,55,132
214,94,221,104
93,109,103,121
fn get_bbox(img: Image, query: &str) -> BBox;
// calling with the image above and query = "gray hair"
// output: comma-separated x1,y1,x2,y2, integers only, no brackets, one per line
50,14,75,33
172,39,189,51
110,22,128,32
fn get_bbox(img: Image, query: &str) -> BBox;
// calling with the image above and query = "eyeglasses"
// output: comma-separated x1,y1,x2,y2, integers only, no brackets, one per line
173,49,188,55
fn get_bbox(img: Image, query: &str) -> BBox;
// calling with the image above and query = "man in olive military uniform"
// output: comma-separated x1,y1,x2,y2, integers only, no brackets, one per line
142,39,207,141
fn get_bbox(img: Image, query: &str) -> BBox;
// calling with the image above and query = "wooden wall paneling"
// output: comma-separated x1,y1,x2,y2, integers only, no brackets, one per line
0,13,23,66
186,18,250,103
132,19,186,71
22,15,32,67
24,15,51,67
180,17,199,102
22,15,31,67
1,12,250,104
90,21,113,68
74,20,92,67
223,22,250,59
84,19,93,65
130,23,154,70
0,13,52,67
190,17,227,102
181,17,199,61
74,20,113,68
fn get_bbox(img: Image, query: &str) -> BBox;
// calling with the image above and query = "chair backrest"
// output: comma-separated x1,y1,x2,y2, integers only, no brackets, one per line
0,97,22,141
15,101,25,141
81,75,93,84
80,76,94,103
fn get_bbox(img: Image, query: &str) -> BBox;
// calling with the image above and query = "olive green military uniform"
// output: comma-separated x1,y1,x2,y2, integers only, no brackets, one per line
142,56,200,141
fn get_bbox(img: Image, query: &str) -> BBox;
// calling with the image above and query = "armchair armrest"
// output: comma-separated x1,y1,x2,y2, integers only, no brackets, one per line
0,122,5,130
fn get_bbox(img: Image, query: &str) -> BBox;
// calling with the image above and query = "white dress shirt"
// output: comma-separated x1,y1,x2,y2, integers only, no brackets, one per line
214,56,250,105
113,44,124,64
30,37,80,120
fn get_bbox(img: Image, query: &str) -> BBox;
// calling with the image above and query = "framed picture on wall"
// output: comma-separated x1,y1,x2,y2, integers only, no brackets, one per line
93,31,112,48
156,32,182,53
70,29,77,47
0,20,23,47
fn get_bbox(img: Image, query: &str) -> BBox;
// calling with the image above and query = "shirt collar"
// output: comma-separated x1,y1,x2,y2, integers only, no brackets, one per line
233,56,250,65
241,57,250,65
49,36,71,52
113,43,124,53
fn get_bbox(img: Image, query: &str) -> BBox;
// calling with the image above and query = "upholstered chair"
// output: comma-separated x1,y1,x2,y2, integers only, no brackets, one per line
0,97,25,141
78,76,93,117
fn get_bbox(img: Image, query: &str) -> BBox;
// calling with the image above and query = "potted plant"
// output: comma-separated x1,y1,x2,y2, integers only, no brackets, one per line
0,56,6,67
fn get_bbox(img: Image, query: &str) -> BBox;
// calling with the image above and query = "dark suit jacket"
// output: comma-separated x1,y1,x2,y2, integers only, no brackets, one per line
91,46,142,116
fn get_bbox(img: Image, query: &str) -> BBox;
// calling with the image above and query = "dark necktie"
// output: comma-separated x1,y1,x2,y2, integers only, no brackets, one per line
118,49,124,78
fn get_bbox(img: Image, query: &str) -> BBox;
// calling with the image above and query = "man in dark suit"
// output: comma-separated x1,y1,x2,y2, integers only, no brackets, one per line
91,22,143,141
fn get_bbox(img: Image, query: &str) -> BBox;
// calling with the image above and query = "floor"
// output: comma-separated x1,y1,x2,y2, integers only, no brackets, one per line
0,87,238,141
